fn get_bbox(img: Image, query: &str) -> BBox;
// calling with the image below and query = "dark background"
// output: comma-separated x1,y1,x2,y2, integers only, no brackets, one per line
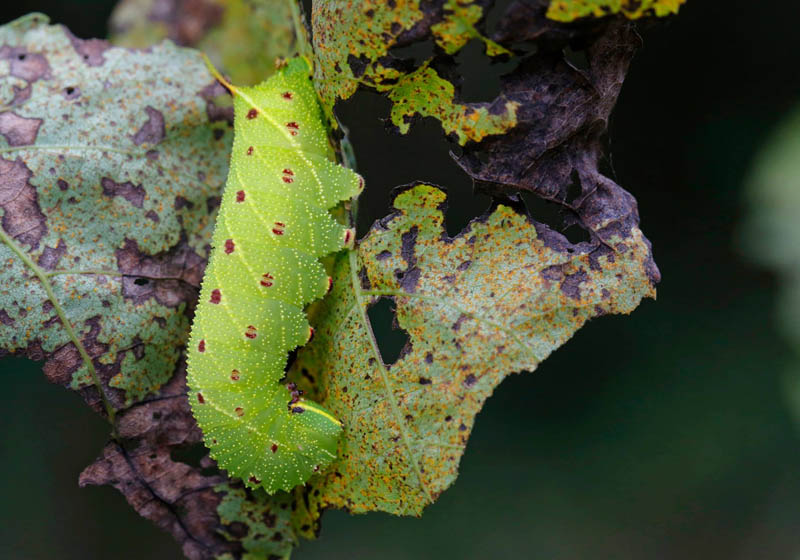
2,1,800,558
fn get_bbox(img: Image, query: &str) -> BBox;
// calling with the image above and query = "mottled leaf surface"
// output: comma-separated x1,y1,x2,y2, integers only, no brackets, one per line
388,66,518,145
312,0,513,143
0,13,230,409
547,0,685,21
288,183,656,515
0,14,296,559
110,0,298,85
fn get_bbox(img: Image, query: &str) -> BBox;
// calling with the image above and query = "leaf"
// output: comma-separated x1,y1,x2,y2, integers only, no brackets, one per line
0,13,230,410
0,14,309,558
312,0,511,139
289,183,657,516
109,0,299,85
546,0,686,21
388,65,518,145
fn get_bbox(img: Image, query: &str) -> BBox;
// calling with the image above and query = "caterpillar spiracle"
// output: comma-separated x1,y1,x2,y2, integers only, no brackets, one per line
186,56,362,493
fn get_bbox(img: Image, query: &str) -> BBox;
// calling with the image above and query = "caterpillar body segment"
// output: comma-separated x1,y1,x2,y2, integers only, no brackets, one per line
187,56,362,493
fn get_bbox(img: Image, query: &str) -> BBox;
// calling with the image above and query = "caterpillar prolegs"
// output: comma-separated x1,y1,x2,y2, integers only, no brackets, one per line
186,56,362,493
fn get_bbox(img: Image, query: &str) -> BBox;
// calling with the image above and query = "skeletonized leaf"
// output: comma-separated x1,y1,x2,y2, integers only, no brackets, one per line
290,183,657,516
546,0,686,21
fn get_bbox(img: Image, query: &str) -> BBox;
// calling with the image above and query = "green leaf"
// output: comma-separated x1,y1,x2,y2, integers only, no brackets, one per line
215,483,297,560
109,0,300,85
431,0,511,57
388,66,518,145
0,13,231,410
290,183,656,516
546,0,686,21
312,0,512,141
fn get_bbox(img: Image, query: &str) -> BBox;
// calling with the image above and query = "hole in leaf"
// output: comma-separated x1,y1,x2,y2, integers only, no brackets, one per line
564,46,590,73
519,190,591,245
452,39,516,103
335,90,475,238
170,442,218,476
133,278,149,286
367,297,410,366
388,38,435,67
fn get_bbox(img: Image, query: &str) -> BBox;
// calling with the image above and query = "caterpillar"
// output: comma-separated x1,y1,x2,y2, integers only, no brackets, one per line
186,56,362,493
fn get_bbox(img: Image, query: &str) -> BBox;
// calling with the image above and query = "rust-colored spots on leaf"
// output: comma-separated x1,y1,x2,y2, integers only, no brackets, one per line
307,327,315,343
246,108,258,119
282,168,294,183
236,190,245,202
244,325,257,339
209,289,221,304
197,392,205,404
235,407,244,417
224,239,235,254
281,91,293,100
272,222,285,236
230,369,240,381
285,121,299,135
198,339,206,352
260,273,274,287
271,443,278,453
246,146,253,156
343,228,354,247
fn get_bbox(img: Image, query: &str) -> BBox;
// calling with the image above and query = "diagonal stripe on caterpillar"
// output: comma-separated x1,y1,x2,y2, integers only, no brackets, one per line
186,56,362,493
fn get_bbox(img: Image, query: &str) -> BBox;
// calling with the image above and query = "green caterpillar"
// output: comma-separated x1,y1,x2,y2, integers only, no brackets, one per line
186,56,362,493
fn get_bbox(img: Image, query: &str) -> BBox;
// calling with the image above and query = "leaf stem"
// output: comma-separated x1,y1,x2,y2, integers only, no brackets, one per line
348,251,432,503
0,228,117,431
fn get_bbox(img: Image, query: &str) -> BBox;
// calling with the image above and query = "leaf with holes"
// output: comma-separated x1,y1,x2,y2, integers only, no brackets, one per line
0,13,231,411
288,183,657,516
312,0,512,140
546,0,686,21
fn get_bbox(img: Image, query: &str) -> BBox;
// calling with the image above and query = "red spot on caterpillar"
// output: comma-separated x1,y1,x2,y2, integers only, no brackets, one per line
209,289,221,304
198,339,206,352
236,190,245,202
260,272,274,287
281,91,293,100
307,327,315,343
270,443,278,453
245,325,257,339
272,222,285,236
282,176,293,183
286,122,299,136
235,407,244,416
246,146,253,155
230,369,240,381
246,108,258,119
197,392,205,403
343,228,354,246
224,239,235,254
